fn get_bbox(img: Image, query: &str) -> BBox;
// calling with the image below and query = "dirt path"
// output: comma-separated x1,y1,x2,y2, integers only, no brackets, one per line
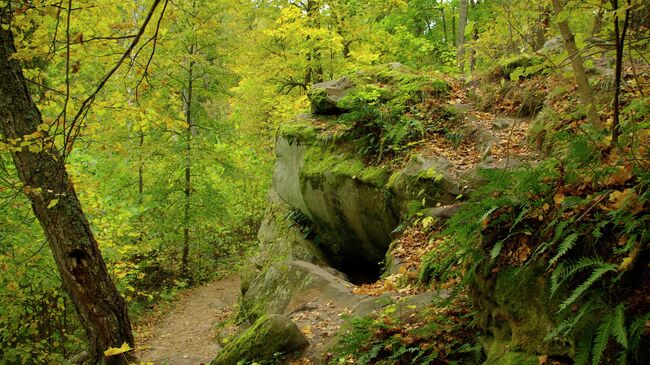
135,275,240,365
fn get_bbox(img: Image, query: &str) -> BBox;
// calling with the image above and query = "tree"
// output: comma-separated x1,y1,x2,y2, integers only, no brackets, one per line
0,28,134,365
551,0,602,128
456,0,469,73
0,0,163,362
610,0,631,147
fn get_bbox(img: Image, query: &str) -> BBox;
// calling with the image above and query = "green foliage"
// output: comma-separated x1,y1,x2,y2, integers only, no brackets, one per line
330,300,479,365
420,121,650,362
334,67,452,162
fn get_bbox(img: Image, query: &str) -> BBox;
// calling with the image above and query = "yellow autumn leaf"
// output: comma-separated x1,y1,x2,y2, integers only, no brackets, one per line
619,247,639,272
47,198,59,209
553,193,565,205
302,325,313,338
609,188,638,211
104,342,132,357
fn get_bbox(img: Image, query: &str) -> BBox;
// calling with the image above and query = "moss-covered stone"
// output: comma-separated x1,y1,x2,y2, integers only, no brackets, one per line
277,117,319,145
300,144,388,188
387,155,461,212
241,260,355,323
492,54,546,81
239,191,332,321
308,77,355,115
210,314,308,365
271,133,398,271
470,259,573,363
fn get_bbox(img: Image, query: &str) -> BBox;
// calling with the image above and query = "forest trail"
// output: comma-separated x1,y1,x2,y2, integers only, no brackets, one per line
135,275,240,365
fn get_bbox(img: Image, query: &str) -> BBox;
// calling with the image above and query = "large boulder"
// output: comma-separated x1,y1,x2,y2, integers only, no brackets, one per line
471,259,572,363
308,77,355,115
210,314,308,365
241,260,357,322
241,190,330,298
273,131,398,273
387,155,462,213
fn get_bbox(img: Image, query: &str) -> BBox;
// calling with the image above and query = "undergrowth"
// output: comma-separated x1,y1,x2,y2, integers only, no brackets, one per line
330,295,481,365
419,119,650,364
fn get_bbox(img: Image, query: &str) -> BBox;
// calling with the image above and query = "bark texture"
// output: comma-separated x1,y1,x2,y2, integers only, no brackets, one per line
0,28,134,365
456,0,469,73
551,0,601,127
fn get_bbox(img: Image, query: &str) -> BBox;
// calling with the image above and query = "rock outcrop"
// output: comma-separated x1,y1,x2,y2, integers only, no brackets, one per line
210,314,308,365
232,65,535,363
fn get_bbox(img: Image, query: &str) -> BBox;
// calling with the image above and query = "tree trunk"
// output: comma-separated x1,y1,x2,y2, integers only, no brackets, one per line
470,27,478,72
0,29,134,365
610,0,631,147
551,0,602,128
456,0,468,73
439,8,448,44
182,46,195,277
533,2,550,51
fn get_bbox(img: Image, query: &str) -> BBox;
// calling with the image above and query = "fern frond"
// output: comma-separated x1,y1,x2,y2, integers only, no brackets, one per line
478,206,498,225
592,313,614,365
628,312,650,351
549,232,579,266
490,241,503,261
510,208,529,232
612,304,627,349
544,318,574,342
551,256,602,296
553,220,570,241
545,302,599,342
558,263,617,312
575,334,592,365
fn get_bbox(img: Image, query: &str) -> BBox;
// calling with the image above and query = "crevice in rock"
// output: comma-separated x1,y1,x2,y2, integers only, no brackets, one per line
335,256,381,285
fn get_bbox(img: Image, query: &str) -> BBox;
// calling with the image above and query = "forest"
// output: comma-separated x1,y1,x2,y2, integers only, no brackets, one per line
0,0,649,364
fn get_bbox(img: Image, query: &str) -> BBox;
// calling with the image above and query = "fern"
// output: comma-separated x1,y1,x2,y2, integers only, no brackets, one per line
612,304,627,349
544,302,598,342
575,334,593,365
490,241,503,261
592,313,614,365
551,256,603,296
549,232,579,266
628,312,650,351
558,263,617,312
553,220,570,242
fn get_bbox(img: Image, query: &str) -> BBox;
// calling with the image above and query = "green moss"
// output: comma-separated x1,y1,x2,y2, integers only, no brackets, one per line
278,121,318,144
211,314,308,365
470,260,572,359
416,167,443,181
493,54,546,80
300,145,388,188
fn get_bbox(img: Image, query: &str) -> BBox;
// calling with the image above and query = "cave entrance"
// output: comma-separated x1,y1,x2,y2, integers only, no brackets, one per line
336,257,382,285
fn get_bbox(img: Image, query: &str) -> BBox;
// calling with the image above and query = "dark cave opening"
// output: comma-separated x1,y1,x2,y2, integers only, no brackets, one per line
336,256,382,285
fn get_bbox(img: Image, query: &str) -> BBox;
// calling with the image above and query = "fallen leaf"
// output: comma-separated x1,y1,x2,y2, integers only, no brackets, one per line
608,188,641,212
104,342,132,357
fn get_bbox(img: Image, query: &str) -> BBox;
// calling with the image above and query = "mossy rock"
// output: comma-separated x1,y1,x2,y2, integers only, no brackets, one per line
483,350,539,365
241,190,329,293
272,134,397,270
470,259,572,359
387,155,461,211
492,54,546,81
308,77,355,115
277,115,322,145
210,314,308,365
300,144,388,189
